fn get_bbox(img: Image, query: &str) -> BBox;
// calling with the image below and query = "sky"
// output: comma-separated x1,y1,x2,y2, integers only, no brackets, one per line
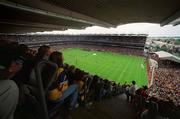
34,23,180,37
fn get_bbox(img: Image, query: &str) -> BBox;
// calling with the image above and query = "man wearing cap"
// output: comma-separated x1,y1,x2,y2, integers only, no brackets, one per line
0,56,24,119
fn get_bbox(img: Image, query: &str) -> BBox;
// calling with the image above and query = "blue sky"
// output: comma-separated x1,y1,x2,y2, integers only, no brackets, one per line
35,23,180,37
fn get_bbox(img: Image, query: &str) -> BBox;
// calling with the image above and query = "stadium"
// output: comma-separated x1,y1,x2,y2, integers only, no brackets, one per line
0,1,180,119
0,34,148,87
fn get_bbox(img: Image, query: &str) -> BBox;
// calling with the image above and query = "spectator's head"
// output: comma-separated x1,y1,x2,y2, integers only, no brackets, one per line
69,65,75,72
132,81,136,85
28,49,37,56
49,51,63,67
36,45,51,60
16,44,29,57
143,85,148,90
93,75,99,80
7,56,25,78
63,63,68,68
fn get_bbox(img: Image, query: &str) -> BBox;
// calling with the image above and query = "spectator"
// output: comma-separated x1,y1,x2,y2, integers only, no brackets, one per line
35,45,52,61
15,44,29,58
129,81,137,102
0,56,24,119
125,84,130,101
48,51,79,109
26,45,52,85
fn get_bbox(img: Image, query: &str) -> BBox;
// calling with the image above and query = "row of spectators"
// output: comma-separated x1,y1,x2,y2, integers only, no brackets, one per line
0,40,123,119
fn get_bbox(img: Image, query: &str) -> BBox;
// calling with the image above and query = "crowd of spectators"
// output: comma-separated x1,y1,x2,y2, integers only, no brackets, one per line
0,34,145,46
0,35,145,56
123,79,179,119
149,68,180,106
0,39,179,119
122,66,180,119
51,44,144,56
0,40,123,119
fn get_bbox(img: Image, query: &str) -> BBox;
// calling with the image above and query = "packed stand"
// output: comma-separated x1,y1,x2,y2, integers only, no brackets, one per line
123,71,180,119
149,68,180,106
1,39,179,119
0,40,123,119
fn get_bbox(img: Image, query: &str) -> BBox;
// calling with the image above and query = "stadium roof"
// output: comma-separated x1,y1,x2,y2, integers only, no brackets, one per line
26,34,148,37
0,0,180,33
155,51,180,63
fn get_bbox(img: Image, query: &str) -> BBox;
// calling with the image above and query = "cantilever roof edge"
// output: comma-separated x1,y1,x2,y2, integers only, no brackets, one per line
0,0,115,28
161,9,180,26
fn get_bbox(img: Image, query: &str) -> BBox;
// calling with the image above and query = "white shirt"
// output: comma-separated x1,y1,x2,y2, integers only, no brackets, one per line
129,84,136,95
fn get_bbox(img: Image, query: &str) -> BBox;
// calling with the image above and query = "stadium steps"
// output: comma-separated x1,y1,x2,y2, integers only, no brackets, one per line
70,94,136,119
15,94,136,119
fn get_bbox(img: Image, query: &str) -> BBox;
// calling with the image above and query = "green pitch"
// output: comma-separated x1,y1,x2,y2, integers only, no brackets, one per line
63,48,147,86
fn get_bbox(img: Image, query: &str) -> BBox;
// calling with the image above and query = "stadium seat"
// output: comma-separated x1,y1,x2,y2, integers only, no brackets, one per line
81,75,94,106
27,60,58,119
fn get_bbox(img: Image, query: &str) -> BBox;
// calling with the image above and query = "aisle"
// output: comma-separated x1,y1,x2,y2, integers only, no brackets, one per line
71,94,136,119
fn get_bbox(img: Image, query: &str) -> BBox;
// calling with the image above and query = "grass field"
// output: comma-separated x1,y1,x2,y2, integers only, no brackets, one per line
63,48,147,86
